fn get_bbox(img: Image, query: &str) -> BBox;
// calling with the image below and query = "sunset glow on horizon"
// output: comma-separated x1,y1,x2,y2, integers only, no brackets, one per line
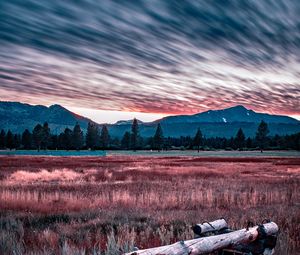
0,1,299,123
66,106,169,124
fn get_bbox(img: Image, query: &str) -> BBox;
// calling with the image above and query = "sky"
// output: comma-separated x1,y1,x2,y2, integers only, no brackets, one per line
0,0,299,123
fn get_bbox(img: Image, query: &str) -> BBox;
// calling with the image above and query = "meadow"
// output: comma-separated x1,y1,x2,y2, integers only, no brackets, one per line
0,154,299,254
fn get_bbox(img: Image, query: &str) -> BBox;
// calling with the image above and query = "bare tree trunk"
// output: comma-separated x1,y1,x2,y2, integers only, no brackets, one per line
193,219,228,235
126,222,278,255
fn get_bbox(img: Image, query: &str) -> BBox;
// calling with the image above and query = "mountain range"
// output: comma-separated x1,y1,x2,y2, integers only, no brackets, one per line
0,101,299,138
0,102,95,134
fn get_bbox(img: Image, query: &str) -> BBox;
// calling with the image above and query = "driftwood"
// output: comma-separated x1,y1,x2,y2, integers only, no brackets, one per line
192,219,228,236
126,222,278,255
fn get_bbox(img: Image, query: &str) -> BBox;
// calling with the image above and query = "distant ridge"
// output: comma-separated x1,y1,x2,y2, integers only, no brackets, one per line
0,101,299,137
0,101,95,133
107,105,300,138
157,105,299,124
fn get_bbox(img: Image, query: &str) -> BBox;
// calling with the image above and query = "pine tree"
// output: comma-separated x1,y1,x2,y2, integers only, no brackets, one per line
50,134,58,150
86,122,93,149
235,128,245,150
164,137,172,150
131,118,139,151
121,131,131,149
22,129,32,149
100,125,110,150
153,123,164,151
272,134,281,148
13,134,21,149
246,137,252,149
6,130,14,150
256,120,269,152
63,128,73,150
193,128,203,152
41,122,51,150
0,129,6,149
228,137,235,150
72,122,84,150
32,124,43,151
58,133,65,149
86,122,99,150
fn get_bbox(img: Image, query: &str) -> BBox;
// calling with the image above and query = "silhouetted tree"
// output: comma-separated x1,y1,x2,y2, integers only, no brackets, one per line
50,134,58,150
246,137,252,149
177,135,192,149
193,128,203,152
165,137,172,150
100,125,110,149
63,128,73,150
13,134,21,149
228,137,235,150
6,130,14,150
121,131,131,149
22,129,32,149
256,120,269,152
235,128,245,150
72,122,84,150
0,130,6,149
282,132,300,150
222,138,228,149
139,136,144,149
9,124,300,152
86,122,93,149
131,118,139,151
58,133,65,149
271,134,281,148
291,132,300,150
32,124,43,151
86,122,99,150
147,137,154,150
41,122,51,150
153,123,164,151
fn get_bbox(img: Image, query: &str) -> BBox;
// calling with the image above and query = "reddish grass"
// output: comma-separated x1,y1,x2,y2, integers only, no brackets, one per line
0,155,299,254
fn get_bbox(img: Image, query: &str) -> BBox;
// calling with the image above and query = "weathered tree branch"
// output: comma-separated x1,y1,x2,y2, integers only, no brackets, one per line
192,219,228,235
126,222,278,255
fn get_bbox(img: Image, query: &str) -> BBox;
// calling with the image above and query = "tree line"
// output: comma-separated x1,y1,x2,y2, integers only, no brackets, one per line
0,120,299,151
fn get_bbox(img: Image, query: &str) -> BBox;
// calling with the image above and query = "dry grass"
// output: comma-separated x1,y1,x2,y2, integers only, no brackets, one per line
0,156,299,254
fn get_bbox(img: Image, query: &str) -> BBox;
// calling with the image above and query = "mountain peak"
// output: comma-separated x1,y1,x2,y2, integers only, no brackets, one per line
223,105,248,111
230,105,247,109
49,104,65,110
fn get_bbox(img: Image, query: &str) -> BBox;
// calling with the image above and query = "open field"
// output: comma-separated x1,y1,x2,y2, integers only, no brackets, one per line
0,155,299,254
1,149,300,157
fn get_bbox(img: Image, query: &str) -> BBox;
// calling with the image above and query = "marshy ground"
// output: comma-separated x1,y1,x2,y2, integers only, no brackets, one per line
0,154,299,254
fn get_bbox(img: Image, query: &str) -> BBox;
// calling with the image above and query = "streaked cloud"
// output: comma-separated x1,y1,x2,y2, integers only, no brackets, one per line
0,0,299,119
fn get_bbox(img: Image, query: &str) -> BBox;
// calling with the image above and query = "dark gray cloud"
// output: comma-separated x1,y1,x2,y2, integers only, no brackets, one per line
0,0,299,115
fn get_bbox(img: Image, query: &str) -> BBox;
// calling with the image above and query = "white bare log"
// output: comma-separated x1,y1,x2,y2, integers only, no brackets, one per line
126,222,278,255
193,219,228,235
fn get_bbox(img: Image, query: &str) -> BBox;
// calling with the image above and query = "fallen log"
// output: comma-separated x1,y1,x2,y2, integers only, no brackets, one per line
126,222,278,255
192,219,228,236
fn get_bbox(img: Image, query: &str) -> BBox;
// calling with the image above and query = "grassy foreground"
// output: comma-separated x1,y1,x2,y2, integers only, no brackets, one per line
0,156,299,254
